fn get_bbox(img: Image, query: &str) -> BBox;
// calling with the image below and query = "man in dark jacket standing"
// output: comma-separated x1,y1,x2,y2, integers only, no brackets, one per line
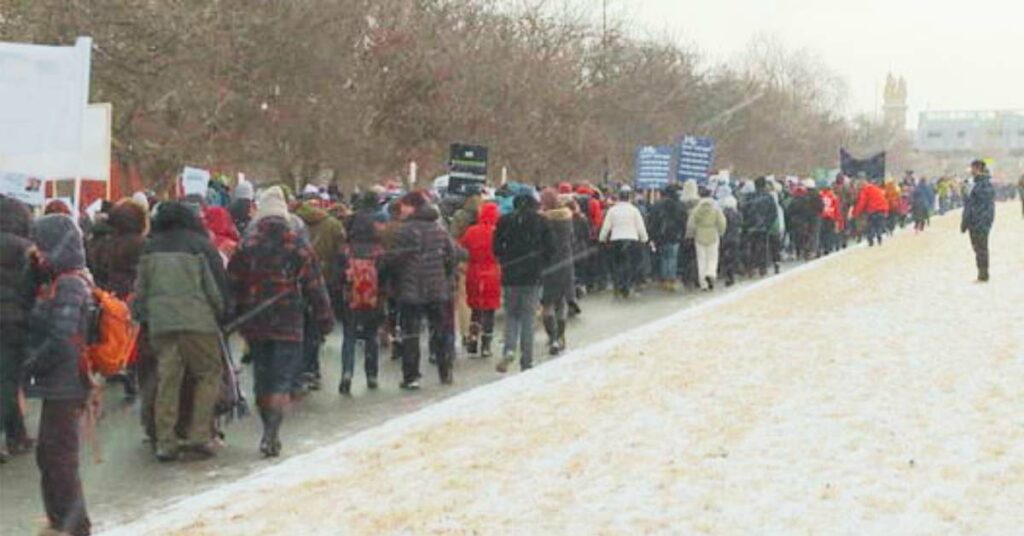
493,193,554,372
385,191,460,389
134,201,227,462
0,196,36,461
741,177,779,277
229,186,334,457
25,214,93,536
646,184,687,290
961,160,996,282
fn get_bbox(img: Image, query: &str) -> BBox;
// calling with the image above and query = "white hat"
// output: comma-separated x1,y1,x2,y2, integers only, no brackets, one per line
255,186,289,222
131,191,150,212
802,178,816,189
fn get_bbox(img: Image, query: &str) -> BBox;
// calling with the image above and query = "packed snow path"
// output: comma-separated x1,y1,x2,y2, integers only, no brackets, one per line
102,205,1020,534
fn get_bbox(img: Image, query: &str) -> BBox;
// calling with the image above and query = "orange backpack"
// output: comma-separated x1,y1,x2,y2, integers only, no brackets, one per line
45,272,138,377
84,286,138,376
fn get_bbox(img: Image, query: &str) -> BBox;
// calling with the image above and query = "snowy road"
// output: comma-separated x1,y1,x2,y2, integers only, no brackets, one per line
2,231,785,535
100,205,1024,535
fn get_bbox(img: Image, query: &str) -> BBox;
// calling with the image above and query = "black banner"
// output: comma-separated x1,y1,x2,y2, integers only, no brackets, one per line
840,149,886,180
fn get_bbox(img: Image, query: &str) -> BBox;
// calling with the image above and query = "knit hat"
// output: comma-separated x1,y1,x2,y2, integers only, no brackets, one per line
255,186,289,222
234,179,255,201
802,178,816,189
132,191,150,212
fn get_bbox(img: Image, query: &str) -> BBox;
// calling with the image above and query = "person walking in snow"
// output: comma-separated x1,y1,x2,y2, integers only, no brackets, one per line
228,187,334,457
599,186,648,298
646,183,686,291
458,202,502,359
133,201,228,462
25,214,93,536
0,196,36,463
539,189,575,356
852,179,889,247
493,193,554,372
961,160,996,282
385,191,461,389
686,188,727,291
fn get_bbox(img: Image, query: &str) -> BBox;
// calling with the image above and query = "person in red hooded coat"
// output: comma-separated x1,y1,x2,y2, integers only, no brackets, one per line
458,202,502,358
203,206,240,265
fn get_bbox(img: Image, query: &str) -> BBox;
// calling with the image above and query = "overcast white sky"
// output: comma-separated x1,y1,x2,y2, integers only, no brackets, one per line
599,0,1024,128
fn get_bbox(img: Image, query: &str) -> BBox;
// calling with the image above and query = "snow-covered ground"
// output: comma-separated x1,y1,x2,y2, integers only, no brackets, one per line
104,206,1024,536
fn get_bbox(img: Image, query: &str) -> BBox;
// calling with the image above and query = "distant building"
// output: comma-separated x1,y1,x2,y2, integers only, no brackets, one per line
916,110,1024,154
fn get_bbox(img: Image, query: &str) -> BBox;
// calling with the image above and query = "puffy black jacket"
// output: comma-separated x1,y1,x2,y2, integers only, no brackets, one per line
386,205,461,305
742,192,778,234
722,207,743,244
962,175,996,233
493,196,555,287
647,196,687,244
25,215,93,401
541,207,575,303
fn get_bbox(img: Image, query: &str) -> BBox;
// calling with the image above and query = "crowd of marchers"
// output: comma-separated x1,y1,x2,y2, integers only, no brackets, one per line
0,161,1014,535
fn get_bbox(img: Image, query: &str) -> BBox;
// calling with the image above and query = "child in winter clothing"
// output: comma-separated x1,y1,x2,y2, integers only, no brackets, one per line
458,202,502,358
26,214,94,536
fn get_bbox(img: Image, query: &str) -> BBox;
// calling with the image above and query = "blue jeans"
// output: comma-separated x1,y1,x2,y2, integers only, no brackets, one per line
502,285,540,367
341,314,380,380
657,242,680,281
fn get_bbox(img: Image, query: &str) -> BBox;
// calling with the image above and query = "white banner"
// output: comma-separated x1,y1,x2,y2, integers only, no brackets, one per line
81,103,112,181
0,37,92,178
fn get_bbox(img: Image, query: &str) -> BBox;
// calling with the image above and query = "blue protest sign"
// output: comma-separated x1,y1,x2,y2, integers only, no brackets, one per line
633,145,674,190
675,136,715,184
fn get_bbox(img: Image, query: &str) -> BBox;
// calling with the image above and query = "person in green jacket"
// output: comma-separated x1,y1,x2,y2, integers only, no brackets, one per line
686,188,728,291
133,202,228,462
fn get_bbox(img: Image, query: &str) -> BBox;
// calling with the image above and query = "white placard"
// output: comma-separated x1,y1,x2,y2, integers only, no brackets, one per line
80,103,111,181
0,38,92,178
182,166,211,196
0,172,45,206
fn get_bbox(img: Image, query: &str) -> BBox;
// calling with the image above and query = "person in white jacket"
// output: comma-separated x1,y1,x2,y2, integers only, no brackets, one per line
599,186,648,298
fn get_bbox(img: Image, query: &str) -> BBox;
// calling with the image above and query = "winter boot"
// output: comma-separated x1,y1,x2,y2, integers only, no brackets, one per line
338,373,352,395
367,375,379,390
466,322,480,355
706,277,715,291
978,268,990,282
480,332,493,358
556,319,567,354
259,407,283,458
496,353,514,373
543,315,560,356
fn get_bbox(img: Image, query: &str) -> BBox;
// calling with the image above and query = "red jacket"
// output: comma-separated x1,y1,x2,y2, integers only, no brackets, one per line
820,189,840,222
853,183,889,218
459,202,502,311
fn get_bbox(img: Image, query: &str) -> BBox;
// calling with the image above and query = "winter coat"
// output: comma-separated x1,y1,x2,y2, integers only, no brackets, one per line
741,191,778,234
599,201,649,243
571,213,593,263
88,200,148,298
541,206,576,304
853,183,889,218
459,202,502,311
295,202,347,279
722,207,743,245
686,198,727,246
820,189,841,223
25,215,93,401
134,202,227,336
912,183,935,213
0,196,35,344
229,216,333,342
203,206,240,264
386,205,460,305
961,175,996,234
646,196,687,245
493,196,555,287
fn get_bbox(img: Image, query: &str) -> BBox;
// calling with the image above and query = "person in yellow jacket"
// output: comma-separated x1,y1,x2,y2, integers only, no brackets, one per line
686,188,727,291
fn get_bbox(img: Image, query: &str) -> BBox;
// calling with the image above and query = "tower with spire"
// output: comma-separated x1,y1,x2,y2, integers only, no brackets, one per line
883,73,908,131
